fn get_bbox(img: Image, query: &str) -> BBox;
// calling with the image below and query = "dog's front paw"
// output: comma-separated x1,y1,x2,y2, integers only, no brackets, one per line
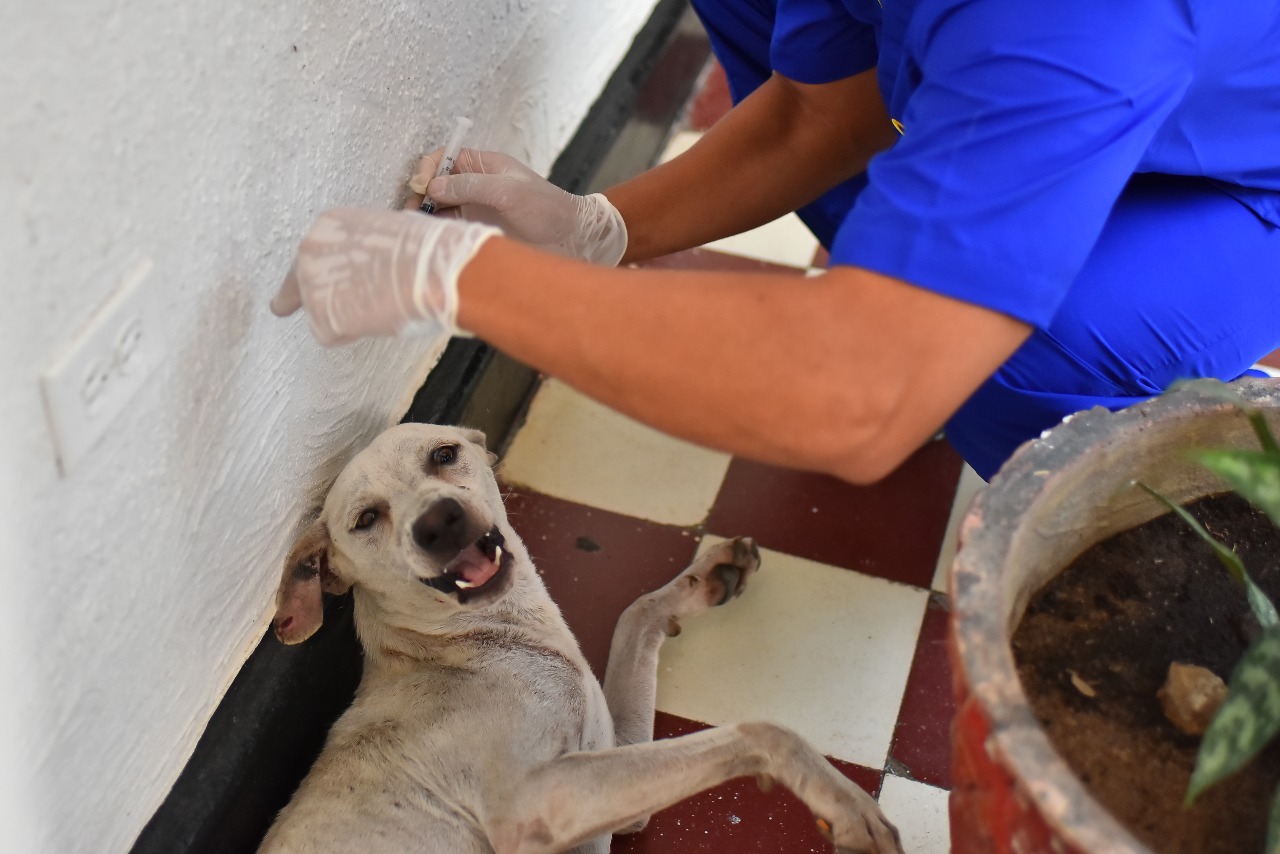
656,536,760,634
701,536,760,606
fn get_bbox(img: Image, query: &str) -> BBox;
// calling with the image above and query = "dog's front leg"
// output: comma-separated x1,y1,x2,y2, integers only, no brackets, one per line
599,536,759,836
485,721,903,854
602,536,759,750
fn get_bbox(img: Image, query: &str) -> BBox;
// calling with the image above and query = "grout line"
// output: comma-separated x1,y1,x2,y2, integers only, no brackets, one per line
931,462,985,593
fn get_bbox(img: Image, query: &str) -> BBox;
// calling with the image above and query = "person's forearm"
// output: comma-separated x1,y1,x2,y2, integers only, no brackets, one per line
457,238,1030,483
606,69,897,263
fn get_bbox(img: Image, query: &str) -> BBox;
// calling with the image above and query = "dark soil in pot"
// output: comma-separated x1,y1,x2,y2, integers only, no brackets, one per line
1012,492,1280,854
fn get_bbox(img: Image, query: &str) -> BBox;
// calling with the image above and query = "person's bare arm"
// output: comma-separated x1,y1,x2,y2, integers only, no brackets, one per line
271,207,1026,483
416,70,892,268
457,238,1029,484
608,69,897,263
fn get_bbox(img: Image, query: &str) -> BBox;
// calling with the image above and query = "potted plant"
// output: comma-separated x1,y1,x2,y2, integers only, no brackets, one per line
947,376,1280,853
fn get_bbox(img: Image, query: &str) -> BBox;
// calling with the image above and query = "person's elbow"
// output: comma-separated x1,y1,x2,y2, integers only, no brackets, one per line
796,386,934,486
821,433,921,486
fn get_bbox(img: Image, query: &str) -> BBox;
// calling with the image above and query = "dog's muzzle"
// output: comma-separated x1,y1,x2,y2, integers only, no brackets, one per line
419,526,513,603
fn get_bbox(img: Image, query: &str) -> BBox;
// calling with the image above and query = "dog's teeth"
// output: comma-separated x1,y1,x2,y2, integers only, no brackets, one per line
493,545,504,563
455,579,478,589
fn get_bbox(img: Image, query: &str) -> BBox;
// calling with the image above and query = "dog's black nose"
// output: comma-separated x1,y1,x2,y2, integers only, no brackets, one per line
412,497,469,555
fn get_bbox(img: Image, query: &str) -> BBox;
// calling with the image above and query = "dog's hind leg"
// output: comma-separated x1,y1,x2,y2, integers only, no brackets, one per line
602,536,759,750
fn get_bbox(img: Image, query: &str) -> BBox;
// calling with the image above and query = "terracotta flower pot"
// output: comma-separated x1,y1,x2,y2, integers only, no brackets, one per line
947,376,1280,853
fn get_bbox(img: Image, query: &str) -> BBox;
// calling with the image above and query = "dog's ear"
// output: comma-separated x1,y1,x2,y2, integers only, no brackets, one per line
458,427,498,466
272,519,350,645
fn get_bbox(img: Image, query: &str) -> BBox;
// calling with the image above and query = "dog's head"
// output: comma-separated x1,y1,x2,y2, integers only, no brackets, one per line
273,423,518,644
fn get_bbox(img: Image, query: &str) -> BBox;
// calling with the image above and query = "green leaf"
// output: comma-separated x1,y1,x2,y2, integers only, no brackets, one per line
1140,484,1279,628
1246,410,1280,457
1194,449,1280,529
1187,626,1280,804
1268,780,1280,854
1166,377,1280,455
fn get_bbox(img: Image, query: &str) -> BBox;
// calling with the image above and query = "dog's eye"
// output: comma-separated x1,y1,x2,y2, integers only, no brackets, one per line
353,509,379,531
431,445,459,466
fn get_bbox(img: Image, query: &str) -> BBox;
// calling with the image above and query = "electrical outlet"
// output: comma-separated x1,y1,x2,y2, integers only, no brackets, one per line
40,258,161,476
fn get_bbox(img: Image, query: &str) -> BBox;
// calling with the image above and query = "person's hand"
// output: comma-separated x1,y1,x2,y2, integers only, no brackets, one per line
410,149,627,266
271,208,499,346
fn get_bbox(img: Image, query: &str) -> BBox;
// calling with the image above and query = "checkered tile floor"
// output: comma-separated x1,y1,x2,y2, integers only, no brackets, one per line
488,60,978,852
498,376,972,853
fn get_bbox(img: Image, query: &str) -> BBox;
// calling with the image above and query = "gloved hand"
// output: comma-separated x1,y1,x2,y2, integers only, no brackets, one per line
271,208,499,346
411,149,628,266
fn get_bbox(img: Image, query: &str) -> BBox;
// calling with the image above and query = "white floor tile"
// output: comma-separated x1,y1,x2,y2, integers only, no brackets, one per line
655,538,929,769
498,379,731,527
877,774,951,854
931,463,985,593
704,214,820,269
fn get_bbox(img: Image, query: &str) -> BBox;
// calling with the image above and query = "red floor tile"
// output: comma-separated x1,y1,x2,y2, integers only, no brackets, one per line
687,62,733,131
888,594,954,789
612,712,883,853
1262,348,1280,370
705,439,964,589
501,489,701,679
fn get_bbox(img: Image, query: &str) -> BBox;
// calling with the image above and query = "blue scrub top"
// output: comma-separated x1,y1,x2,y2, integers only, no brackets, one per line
769,0,1280,328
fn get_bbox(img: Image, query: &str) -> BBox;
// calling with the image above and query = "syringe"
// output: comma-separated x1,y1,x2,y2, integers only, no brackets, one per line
419,116,473,215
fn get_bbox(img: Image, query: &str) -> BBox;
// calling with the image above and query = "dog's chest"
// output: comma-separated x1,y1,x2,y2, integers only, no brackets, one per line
360,640,608,760
455,641,608,751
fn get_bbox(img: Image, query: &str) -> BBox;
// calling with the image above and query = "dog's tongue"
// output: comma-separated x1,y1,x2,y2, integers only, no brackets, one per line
449,546,500,587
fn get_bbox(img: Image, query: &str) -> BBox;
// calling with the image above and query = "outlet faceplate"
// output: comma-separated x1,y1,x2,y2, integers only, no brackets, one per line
41,258,161,476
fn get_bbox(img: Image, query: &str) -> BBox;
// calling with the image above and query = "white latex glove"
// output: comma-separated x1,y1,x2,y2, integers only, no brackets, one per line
411,149,627,266
272,208,499,346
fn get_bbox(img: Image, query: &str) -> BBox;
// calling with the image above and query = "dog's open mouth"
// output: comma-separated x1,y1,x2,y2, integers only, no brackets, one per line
420,527,512,603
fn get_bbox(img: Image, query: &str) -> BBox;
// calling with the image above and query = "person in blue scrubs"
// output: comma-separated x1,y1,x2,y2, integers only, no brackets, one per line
275,0,1280,484
693,0,1280,478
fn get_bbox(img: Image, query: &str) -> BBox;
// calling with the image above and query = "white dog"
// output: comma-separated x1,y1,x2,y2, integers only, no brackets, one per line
259,423,903,854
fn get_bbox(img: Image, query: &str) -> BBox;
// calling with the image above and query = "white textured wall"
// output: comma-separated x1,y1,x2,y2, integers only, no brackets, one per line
0,0,657,849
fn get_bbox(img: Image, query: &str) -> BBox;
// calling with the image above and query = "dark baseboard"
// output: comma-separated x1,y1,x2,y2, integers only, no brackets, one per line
130,4,709,852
